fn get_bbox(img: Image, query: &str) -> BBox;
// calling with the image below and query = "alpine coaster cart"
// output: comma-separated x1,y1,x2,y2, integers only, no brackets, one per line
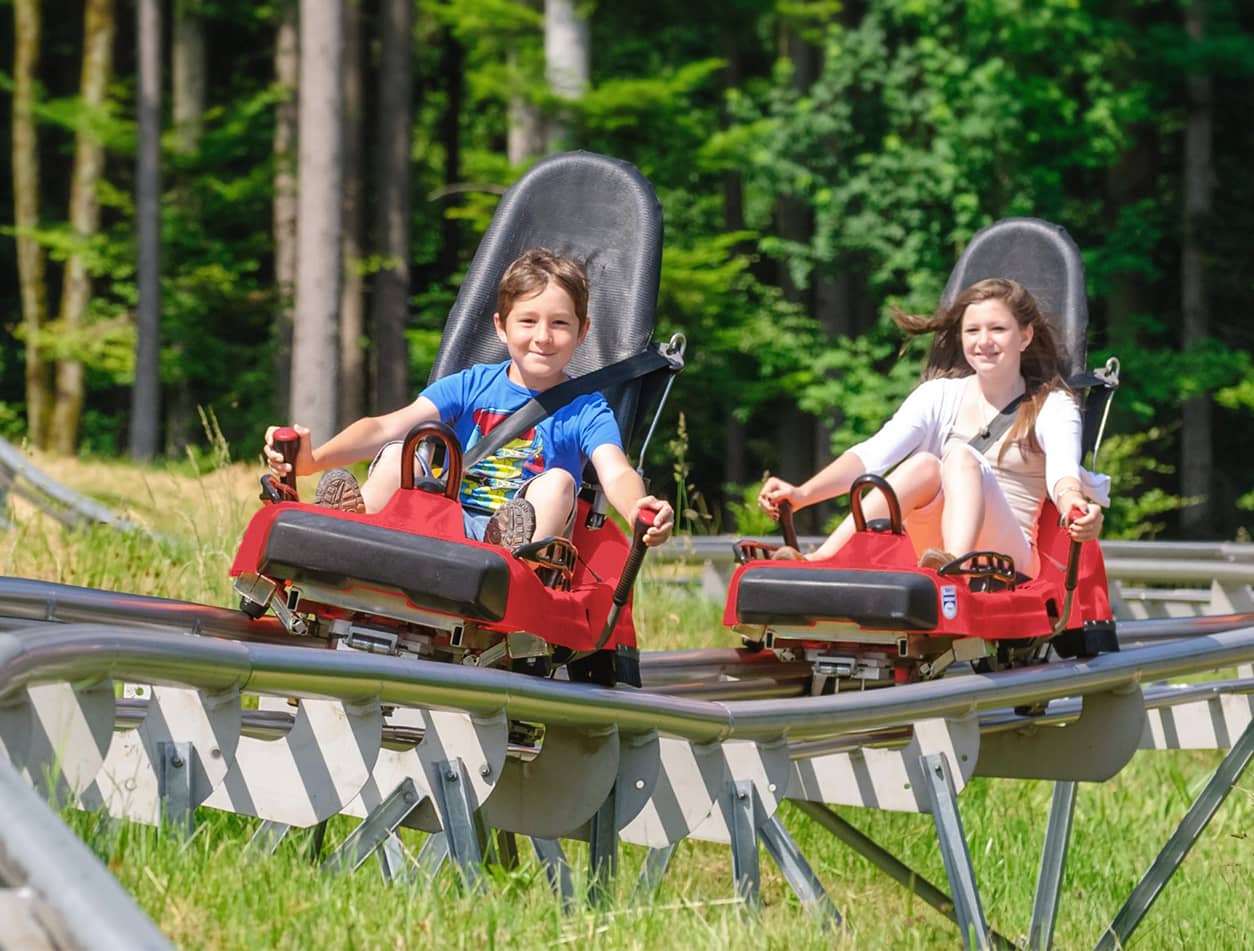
231,151,685,687
726,217,1122,695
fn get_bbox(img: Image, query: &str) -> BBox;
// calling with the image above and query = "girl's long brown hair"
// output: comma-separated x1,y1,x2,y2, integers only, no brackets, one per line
891,278,1074,460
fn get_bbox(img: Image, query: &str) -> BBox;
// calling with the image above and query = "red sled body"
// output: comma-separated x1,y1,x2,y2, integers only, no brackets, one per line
231,482,639,661
229,151,684,686
724,492,1116,688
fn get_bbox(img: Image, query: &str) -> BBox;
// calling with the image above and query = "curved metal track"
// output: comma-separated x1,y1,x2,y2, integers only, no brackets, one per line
1,574,1252,951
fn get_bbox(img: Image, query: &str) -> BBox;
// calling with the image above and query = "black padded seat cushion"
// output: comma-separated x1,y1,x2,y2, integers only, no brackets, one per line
737,568,939,631
260,510,511,622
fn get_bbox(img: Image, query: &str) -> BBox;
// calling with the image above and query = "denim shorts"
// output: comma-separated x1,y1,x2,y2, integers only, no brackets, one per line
462,509,493,541
370,439,575,540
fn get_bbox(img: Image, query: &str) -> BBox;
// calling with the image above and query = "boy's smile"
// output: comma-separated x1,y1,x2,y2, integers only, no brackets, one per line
495,281,588,390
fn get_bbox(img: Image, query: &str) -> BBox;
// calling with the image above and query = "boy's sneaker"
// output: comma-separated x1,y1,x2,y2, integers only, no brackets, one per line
484,498,536,549
313,468,365,513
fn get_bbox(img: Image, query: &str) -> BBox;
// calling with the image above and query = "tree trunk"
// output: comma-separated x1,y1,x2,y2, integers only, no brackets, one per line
370,0,412,413
773,24,820,531
290,0,343,441
1102,0,1158,351
507,47,545,165
273,0,299,423
544,0,588,152
338,0,365,427
439,29,464,282
12,0,51,449
172,0,206,153
159,0,209,455
1180,1,1213,536
130,0,162,460
51,0,115,456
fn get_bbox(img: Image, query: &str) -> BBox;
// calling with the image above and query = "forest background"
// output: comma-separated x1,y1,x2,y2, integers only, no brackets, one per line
2,0,1253,542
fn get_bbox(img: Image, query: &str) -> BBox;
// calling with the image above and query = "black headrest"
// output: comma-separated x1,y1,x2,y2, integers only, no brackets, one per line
429,151,663,444
941,217,1088,376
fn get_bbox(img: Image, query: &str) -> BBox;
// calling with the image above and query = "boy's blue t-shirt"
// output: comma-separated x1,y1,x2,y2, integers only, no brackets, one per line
421,360,623,514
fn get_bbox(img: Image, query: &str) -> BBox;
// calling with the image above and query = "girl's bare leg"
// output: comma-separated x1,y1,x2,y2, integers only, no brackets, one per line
939,446,985,555
808,453,944,559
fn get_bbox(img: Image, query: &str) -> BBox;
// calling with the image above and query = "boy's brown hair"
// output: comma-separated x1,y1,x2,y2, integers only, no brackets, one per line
497,249,589,328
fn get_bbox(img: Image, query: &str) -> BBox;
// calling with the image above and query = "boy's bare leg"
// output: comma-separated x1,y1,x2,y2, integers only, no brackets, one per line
939,447,985,555
808,453,944,560
519,468,577,539
360,443,404,514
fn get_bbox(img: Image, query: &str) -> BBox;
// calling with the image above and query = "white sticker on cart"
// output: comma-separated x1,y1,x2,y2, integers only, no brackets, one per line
940,585,958,620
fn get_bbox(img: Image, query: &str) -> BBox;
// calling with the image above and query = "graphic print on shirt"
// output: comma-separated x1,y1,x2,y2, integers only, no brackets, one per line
461,407,546,512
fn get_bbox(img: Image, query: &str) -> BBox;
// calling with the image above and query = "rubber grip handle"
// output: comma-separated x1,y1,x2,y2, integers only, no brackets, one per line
778,500,799,550
273,426,300,495
611,508,657,607
1064,505,1086,591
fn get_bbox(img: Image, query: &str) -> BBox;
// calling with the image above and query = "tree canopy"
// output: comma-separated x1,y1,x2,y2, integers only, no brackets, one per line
2,0,1253,539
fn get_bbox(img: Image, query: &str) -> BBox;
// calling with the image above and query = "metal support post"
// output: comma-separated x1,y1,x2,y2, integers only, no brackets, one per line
323,778,422,874
491,830,520,870
530,837,576,908
248,820,289,855
377,833,420,883
305,820,328,864
157,741,194,838
752,812,842,923
759,812,842,924
434,758,483,889
1029,781,1078,951
415,832,450,878
588,787,618,907
633,845,676,901
922,753,991,951
792,800,1016,948
1096,719,1254,951
727,779,760,910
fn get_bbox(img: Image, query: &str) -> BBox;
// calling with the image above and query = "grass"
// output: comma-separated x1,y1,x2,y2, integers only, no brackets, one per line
3,450,1252,949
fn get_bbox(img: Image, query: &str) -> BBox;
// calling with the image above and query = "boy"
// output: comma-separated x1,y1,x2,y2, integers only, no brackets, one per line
264,248,674,550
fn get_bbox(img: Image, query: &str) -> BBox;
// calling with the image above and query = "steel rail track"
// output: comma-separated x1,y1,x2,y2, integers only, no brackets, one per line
659,534,1254,566
2,576,1251,689
2,579,1252,951
103,673,1250,764
3,619,1254,746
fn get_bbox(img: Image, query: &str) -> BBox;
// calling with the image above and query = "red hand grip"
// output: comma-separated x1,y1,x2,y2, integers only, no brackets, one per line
272,426,300,496
637,506,658,528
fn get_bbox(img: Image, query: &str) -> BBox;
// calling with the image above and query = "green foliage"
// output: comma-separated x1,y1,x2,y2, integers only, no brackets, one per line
724,481,778,537
0,403,26,441
4,0,1253,539
1094,427,1188,541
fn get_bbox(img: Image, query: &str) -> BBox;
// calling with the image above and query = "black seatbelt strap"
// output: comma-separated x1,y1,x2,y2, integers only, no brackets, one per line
462,345,679,470
966,394,1026,455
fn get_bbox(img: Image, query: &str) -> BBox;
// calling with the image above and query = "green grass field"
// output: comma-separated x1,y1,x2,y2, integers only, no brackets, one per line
3,451,1251,949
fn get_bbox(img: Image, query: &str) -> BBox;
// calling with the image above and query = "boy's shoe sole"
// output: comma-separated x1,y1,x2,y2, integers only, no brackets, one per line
313,468,365,513
484,498,537,549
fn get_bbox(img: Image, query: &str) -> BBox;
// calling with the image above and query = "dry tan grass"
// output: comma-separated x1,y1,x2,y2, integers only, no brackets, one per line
0,448,291,604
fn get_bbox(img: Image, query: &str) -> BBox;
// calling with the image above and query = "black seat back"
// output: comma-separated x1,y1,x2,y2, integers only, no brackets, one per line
429,151,664,448
941,217,1088,377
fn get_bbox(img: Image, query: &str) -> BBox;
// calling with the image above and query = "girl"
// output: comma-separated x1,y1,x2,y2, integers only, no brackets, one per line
759,278,1103,578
